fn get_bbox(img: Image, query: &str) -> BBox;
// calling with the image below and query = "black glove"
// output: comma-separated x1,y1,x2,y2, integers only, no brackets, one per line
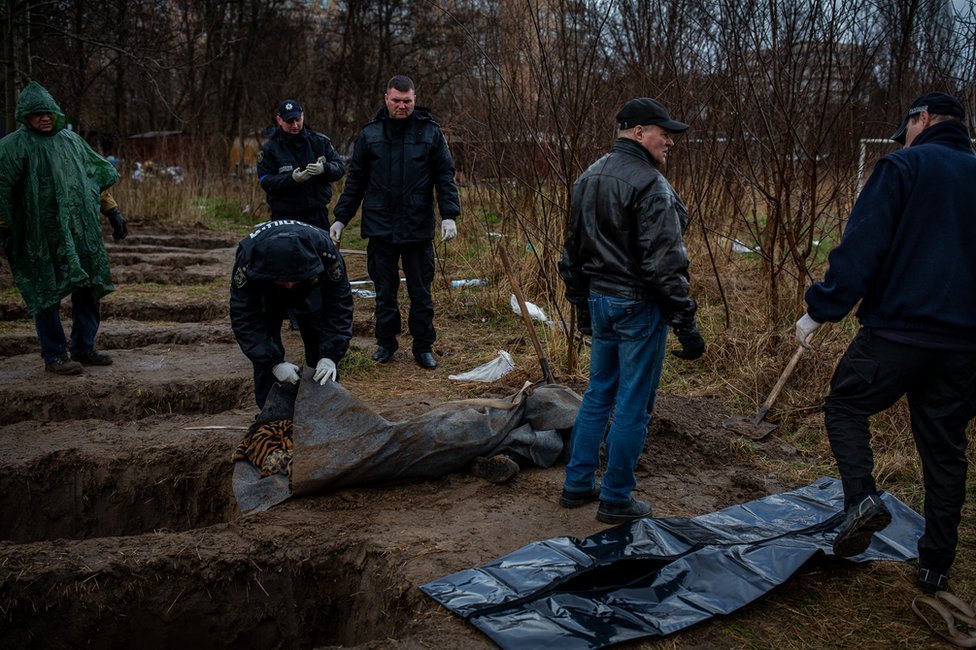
576,303,592,336
105,207,128,241
671,325,705,360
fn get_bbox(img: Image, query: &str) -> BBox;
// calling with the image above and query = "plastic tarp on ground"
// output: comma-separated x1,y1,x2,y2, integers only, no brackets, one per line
420,478,924,649
232,372,582,515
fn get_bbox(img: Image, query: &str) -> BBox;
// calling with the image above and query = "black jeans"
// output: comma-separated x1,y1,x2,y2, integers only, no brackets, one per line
252,310,324,409
824,328,976,572
366,238,435,355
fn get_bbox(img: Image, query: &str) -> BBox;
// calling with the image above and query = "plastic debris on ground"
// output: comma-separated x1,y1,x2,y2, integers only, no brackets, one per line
450,278,489,288
510,294,548,323
351,289,376,298
421,477,924,649
448,350,515,382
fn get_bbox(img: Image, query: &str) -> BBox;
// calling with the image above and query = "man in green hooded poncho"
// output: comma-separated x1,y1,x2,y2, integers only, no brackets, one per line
0,81,128,375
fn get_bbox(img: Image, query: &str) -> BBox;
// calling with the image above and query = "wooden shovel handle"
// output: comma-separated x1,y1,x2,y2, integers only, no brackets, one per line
753,344,806,425
498,247,555,384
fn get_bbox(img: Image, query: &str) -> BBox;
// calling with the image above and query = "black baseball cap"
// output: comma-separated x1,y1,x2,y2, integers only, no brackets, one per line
276,99,303,121
889,92,965,144
616,98,689,132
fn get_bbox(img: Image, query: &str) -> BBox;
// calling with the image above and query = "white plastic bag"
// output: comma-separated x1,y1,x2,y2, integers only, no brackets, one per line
448,350,516,382
509,295,548,323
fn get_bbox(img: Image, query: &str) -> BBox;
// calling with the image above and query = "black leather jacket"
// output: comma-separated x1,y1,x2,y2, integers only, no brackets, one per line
230,221,353,367
333,107,460,243
257,126,345,224
559,138,697,329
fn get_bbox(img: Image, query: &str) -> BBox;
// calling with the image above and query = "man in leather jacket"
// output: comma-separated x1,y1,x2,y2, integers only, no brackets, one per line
558,97,705,525
796,92,976,593
330,75,460,370
257,99,345,229
230,220,353,409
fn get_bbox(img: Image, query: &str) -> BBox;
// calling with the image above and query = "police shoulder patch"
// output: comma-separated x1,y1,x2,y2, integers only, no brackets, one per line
234,266,248,289
326,260,345,282
256,150,264,164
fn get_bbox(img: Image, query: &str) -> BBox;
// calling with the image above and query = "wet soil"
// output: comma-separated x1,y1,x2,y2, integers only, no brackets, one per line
0,223,806,648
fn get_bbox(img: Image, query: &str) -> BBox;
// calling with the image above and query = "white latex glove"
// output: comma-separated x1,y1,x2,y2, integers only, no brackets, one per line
312,358,337,384
292,168,311,183
441,219,457,241
795,313,822,349
272,362,301,384
305,160,325,176
329,221,344,245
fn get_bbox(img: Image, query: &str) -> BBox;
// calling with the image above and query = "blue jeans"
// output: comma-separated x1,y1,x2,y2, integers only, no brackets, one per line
33,288,100,363
564,292,668,504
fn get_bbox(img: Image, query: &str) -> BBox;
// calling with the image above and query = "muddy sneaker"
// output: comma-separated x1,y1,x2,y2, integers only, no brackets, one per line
70,349,113,366
45,356,83,375
596,497,652,524
917,566,949,593
559,487,600,508
832,493,892,558
470,455,520,484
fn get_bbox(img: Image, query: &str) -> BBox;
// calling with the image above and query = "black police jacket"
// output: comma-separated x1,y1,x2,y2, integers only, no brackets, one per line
257,126,345,222
333,107,460,243
559,138,697,330
230,220,353,368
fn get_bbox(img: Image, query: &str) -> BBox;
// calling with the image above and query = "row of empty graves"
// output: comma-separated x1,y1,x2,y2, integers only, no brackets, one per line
0,226,420,648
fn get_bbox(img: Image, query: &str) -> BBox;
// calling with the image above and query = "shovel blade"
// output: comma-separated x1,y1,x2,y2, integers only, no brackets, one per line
723,416,778,440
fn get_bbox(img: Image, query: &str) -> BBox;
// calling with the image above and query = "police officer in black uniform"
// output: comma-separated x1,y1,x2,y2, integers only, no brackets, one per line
230,220,354,409
330,76,460,370
257,99,345,229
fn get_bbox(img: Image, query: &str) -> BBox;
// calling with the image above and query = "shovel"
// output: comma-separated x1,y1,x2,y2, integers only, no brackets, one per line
724,344,805,440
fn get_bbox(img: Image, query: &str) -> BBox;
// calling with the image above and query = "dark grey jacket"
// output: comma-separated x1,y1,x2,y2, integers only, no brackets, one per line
333,107,460,243
257,126,345,223
559,138,696,329
230,221,353,368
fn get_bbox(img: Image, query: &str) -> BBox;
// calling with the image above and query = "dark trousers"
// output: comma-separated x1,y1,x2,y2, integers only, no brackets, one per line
366,238,435,355
824,328,976,572
33,288,100,363
252,311,323,409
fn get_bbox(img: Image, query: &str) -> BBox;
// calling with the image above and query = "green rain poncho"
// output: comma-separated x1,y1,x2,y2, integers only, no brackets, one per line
0,81,119,315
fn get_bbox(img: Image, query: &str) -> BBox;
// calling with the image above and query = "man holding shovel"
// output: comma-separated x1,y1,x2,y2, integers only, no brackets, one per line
559,97,704,524
796,92,976,593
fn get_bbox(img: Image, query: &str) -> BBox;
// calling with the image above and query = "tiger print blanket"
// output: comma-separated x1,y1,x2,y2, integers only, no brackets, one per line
232,419,293,477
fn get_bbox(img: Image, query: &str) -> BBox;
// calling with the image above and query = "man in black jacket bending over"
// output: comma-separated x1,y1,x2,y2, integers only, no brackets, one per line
230,220,353,409
257,99,345,229
330,75,460,370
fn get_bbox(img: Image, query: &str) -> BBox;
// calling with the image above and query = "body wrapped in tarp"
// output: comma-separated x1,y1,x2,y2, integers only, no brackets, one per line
232,374,581,515
0,81,119,314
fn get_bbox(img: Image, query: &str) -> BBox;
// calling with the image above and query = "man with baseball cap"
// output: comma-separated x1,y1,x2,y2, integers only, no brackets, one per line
257,98,345,229
558,97,704,524
888,91,966,146
796,91,975,592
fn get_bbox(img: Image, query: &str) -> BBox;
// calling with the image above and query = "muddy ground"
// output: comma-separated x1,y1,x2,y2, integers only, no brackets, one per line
0,224,860,648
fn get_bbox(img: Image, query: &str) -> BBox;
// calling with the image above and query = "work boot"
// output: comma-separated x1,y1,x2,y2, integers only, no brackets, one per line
415,351,437,369
832,493,892,558
71,349,113,366
917,566,949,593
470,455,520,484
372,345,396,363
45,355,83,375
596,497,652,524
559,487,600,509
